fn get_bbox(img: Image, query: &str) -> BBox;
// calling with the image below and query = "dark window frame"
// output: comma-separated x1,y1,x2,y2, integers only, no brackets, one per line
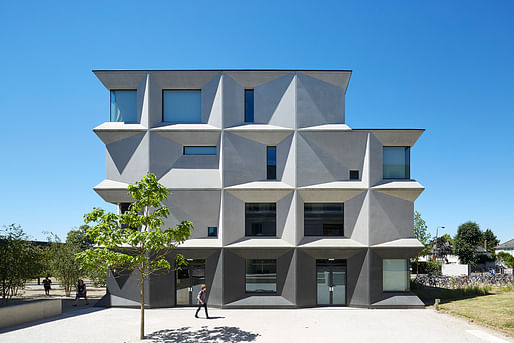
349,170,359,180
110,89,138,123
304,202,344,237
266,146,277,180
162,89,202,123
383,146,411,180
245,203,277,237
183,146,217,155
245,259,277,294
244,89,254,123
208,227,218,237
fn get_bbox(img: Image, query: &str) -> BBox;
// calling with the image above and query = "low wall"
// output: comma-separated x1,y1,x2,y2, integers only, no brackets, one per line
442,264,470,276
0,299,61,329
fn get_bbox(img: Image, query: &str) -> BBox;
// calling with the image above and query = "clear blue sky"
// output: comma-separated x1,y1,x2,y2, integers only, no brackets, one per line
1,1,513,242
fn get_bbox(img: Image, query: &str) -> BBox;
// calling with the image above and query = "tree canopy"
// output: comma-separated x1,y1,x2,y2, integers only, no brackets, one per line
76,173,193,339
453,221,482,265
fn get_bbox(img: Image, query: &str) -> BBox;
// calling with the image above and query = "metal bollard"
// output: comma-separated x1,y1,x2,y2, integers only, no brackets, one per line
435,298,440,311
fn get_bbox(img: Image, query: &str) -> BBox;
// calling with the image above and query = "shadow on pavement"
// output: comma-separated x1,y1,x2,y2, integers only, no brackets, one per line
146,326,260,342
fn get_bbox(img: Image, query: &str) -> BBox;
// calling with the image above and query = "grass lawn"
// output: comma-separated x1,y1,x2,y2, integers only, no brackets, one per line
439,287,514,334
414,286,514,334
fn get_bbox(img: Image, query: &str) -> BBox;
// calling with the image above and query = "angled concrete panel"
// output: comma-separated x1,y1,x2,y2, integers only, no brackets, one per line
254,73,295,128
296,73,345,128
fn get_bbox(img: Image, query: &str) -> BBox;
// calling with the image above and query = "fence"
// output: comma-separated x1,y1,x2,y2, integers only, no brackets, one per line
413,273,514,289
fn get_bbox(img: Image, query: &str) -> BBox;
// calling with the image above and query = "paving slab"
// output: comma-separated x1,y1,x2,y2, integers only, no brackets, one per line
0,307,512,343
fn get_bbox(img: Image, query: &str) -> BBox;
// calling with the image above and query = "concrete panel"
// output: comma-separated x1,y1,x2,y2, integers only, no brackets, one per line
297,131,367,187
162,190,221,239
106,268,149,306
347,249,370,307
254,73,295,128
221,74,244,128
349,190,369,245
201,73,222,127
0,299,61,329
106,132,149,184
368,132,383,186
223,132,264,186
369,191,414,245
296,73,345,128
137,73,149,127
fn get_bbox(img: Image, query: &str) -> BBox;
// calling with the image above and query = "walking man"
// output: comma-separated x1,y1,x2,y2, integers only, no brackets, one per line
42,275,52,296
195,284,209,319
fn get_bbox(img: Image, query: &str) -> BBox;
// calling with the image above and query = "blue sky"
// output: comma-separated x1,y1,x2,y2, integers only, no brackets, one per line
0,1,513,242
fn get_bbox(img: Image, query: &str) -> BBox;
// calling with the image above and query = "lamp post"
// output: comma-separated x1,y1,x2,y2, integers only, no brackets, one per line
434,226,445,274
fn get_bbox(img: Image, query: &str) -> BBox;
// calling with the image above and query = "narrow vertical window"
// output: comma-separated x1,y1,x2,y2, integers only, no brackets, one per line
245,89,254,123
267,146,276,180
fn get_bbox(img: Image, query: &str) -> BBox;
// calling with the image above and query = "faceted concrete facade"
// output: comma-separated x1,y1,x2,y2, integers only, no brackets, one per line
93,70,425,308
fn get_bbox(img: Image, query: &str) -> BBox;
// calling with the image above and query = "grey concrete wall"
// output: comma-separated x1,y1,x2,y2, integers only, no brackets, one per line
95,70,423,309
0,299,61,329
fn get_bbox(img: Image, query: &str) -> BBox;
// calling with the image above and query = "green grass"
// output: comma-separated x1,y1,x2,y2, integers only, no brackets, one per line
414,286,514,334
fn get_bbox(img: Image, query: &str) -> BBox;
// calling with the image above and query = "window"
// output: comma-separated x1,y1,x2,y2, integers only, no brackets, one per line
244,89,254,123
349,170,359,180
110,90,137,123
383,147,410,179
267,146,277,180
383,259,409,292
245,259,276,293
245,203,276,236
304,203,344,236
163,90,201,123
208,227,217,237
119,203,131,214
183,146,217,155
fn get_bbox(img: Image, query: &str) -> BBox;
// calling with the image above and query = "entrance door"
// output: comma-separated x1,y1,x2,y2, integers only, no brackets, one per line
176,259,205,306
316,259,346,306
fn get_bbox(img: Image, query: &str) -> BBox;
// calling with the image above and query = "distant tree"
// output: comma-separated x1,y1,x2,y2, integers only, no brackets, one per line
432,235,453,260
0,224,43,304
453,221,482,265
46,232,84,297
480,229,499,251
76,173,193,340
413,211,431,274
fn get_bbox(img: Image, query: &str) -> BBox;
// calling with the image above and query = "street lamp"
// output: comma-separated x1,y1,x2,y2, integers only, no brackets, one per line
434,226,445,259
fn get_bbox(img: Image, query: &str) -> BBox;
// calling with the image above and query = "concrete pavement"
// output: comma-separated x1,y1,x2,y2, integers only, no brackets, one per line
0,307,512,343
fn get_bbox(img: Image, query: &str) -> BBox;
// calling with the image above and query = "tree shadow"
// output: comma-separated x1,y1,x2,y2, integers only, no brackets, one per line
412,286,491,306
146,326,260,342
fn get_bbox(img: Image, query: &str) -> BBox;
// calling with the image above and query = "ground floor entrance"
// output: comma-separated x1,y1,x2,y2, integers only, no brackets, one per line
316,259,347,306
176,259,205,306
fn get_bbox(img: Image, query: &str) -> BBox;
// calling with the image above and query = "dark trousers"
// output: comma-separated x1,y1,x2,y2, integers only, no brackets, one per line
195,303,209,318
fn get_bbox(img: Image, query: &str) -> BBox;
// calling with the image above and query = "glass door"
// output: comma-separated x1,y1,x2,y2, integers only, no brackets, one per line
176,259,205,306
316,260,346,306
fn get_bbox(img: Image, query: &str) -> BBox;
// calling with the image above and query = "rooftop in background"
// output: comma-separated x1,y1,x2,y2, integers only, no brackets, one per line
496,239,514,249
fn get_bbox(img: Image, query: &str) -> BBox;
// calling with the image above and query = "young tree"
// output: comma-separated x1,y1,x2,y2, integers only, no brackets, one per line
413,211,431,274
453,221,482,265
76,173,193,340
0,224,43,304
480,229,499,251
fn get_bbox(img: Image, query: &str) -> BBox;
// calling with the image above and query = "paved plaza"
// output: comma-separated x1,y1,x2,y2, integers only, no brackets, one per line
1,307,512,343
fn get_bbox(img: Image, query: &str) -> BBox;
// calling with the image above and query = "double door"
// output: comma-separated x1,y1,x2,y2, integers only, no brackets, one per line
176,259,205,306
316,259,346,306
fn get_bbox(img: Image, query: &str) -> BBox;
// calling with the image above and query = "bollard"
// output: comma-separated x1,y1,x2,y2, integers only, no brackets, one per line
435,298,440,311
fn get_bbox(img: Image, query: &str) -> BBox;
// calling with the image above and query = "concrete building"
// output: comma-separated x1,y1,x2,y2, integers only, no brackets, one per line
93,70,425,308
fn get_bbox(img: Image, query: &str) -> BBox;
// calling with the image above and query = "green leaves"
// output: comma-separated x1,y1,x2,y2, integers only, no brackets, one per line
77,172,193,277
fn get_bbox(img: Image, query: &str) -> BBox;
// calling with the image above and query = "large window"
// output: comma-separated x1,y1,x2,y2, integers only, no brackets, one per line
183,146,217,155
304,203,344,236
383,259,409,292
244,89,254,123
267,146,276,180
383,146,410,179
163,90,201,123
245,259,276,293
245,203,276,236
110,90,137,123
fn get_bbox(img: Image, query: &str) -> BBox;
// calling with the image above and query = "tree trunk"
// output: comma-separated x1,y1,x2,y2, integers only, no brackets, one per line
140,269,145,340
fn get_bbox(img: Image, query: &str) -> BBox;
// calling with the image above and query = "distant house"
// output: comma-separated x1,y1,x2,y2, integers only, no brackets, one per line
496,239,514,257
